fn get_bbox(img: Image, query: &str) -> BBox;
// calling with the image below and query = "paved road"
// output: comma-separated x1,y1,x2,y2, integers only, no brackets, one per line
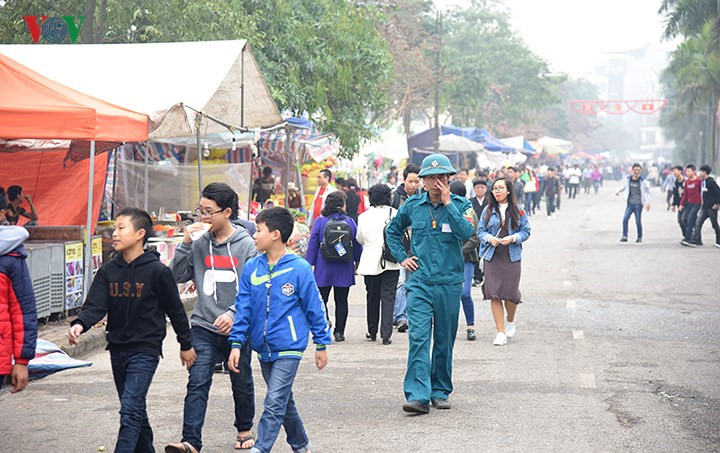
2,184,718,452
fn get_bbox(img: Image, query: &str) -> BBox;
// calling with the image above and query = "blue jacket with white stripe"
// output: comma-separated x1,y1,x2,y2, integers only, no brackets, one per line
229,252,332,362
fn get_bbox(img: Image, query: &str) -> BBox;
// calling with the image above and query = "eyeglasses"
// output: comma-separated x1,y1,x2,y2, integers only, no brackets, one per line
195,208,225,218
492,187,507,192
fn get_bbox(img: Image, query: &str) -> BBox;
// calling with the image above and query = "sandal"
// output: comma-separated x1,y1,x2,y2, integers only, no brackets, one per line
165,441,199,453
235,432,256,450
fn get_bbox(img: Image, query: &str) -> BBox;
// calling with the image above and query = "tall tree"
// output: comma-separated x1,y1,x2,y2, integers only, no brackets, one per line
0,0,392,157
660,0,720,168
439,0,559,135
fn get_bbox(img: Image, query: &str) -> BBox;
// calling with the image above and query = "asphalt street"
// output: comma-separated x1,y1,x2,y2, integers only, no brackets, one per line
1,183,718,452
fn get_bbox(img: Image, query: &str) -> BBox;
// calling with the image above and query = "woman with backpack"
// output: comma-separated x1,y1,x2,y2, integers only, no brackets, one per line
306,190,362,343
356,184,402,345
478,177,531,346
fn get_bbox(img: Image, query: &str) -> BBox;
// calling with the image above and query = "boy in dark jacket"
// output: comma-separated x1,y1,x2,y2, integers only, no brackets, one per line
0,223,37,393
229,207,331,453
687,165,720,247
69,208,195,453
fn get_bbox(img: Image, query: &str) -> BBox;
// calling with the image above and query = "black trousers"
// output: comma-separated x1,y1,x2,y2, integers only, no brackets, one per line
319,286,350,335
364,270,400,340
691,208,720,245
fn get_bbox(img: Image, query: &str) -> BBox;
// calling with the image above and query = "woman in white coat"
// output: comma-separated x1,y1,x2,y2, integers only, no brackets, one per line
356,184,403,345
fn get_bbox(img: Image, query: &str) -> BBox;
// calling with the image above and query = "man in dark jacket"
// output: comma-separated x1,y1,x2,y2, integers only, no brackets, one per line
687,165,720,247
670,165,685,237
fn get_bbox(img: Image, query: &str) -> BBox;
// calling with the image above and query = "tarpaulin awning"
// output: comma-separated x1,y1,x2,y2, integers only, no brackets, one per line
422,134,484,153
499,136,536,155
0,53,148,142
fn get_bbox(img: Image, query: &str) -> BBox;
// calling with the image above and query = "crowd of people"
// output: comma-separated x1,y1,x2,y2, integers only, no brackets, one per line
9,154,717,452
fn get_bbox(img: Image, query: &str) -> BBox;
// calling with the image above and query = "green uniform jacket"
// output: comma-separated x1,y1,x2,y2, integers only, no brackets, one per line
386,192,475,286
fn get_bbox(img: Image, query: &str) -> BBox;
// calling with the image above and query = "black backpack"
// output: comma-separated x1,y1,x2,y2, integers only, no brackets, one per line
320,217,354,262
381,208,399,268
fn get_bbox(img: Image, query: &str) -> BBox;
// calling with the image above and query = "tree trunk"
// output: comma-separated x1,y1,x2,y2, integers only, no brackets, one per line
82,0,96,43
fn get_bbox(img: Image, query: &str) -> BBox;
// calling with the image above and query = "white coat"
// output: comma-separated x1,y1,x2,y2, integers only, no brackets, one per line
356,205,402,276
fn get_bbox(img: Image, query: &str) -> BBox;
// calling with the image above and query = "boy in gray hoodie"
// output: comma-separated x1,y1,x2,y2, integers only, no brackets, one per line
167,183,258,453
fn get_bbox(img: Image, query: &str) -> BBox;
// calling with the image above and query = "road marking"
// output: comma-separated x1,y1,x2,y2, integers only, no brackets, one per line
563,280,573,287
566,300,576,309
573,330,584,339
581,373,596,389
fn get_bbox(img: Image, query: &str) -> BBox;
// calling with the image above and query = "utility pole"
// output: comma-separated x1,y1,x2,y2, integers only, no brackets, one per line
433,10,442,153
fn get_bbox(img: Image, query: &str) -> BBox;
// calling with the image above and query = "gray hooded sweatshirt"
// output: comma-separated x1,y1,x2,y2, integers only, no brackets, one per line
170,225,257,335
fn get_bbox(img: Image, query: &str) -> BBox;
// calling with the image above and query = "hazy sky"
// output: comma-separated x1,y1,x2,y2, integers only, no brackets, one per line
435,0,678,76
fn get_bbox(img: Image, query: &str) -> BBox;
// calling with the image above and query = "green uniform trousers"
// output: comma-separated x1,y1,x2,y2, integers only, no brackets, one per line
403,279,462,404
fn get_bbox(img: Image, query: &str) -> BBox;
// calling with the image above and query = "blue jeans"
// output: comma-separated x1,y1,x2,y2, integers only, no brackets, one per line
524,193,534,214
251,359,310,453
393,269,408,323
681,203,701,241
622,203,643,240
110,351,160,453
182,326,254,451
461,262,475,326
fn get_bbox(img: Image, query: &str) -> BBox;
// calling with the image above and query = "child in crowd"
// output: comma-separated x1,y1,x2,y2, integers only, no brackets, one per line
167,182,257,452
0,211,37,394
68,208,195,452
229,207,331,453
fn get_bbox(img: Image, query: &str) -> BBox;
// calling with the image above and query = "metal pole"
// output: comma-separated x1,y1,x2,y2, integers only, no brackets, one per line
241,46,245,128
248,145,255,220
111,147,118,219
285,123,291,204
84,140,95,298
296,151,306,212
144,142,149,211
196,112,203,198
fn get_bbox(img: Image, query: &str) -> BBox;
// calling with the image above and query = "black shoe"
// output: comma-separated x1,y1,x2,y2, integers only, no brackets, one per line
635,238,642,244
466,329,476,341
397,321,408,333
333,332,345,342
382,338,392,345
431,399,451,410
366,333,376,341
402,400,430,414
619,237,628,243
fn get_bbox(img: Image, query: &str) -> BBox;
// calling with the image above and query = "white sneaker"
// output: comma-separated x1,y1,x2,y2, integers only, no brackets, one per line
552,213,557,220
547,215,553,220
506,321,516,339
493,332,507,346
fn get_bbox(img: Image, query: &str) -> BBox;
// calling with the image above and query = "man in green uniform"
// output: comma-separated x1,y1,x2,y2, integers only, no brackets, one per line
386,153,475,414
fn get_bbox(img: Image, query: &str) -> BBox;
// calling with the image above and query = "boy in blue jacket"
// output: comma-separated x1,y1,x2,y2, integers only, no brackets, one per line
228,207,331,453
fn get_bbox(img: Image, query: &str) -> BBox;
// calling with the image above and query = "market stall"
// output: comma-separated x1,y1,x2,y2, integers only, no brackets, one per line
0,53,148,319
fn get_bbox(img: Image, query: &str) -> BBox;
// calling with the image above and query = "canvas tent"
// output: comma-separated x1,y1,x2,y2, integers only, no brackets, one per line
0,52,149,293
0,40,282,140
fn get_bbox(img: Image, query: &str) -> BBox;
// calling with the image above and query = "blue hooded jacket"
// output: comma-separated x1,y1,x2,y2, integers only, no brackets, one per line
229,252,332,361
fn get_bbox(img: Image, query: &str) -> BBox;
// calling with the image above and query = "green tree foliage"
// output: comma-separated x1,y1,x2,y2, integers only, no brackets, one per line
659,0,720,167
440,0,558,135
660,29,720,163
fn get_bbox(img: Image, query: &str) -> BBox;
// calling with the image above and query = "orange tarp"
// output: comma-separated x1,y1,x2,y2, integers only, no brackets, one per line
0,150,109,227
0,53,148,141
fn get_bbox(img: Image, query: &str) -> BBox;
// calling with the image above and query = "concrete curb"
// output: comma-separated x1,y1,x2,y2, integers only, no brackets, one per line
55,294,197,359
